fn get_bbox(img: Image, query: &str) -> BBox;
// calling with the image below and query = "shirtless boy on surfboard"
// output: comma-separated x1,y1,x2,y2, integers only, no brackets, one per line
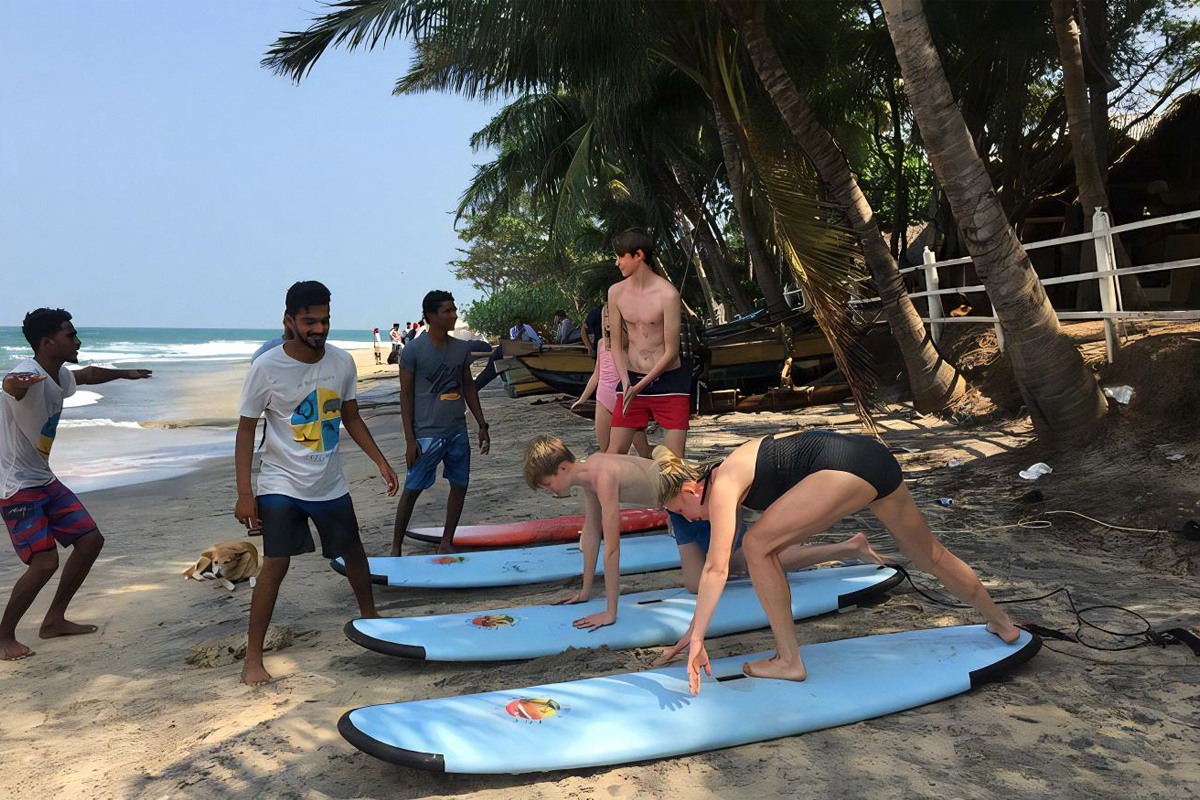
523,436,879,631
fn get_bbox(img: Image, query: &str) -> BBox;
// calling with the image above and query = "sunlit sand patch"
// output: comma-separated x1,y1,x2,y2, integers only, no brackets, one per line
103,584,165,595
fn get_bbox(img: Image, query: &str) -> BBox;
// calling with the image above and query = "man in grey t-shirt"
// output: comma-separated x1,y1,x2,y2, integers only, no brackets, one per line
392,291,490,555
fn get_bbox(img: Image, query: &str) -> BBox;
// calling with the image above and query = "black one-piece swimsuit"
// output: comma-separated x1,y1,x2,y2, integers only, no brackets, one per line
741,430,903,512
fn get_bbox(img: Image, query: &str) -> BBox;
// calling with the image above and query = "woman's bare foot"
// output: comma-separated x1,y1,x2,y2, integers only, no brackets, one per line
987,619,1022,645
1,638,34,661
848,532,884,565
742,653,808,682
241,661,274,686
38,619,98,639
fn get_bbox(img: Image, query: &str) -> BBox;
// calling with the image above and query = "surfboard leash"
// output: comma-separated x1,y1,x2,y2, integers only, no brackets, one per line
888,564,1200,657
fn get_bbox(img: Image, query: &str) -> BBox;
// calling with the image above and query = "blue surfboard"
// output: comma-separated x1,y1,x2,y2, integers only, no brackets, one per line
339,625,1040,773
331,534,680,589
345,564,900,661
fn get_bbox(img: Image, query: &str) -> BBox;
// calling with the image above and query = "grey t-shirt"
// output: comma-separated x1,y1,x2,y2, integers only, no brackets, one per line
399,334,473,438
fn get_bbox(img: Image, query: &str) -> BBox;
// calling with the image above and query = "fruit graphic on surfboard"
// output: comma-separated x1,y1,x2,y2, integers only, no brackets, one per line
505,698,561,720
471,615,516,628
429,555,467,565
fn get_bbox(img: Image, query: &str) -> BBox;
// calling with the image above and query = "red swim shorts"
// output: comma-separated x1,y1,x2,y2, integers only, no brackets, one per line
612,391,690,431
0,480,99,564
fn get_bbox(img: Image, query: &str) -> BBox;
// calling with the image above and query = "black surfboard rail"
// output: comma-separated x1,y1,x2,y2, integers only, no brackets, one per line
343,620,427,660
328,558,388,585
968,633,1042,689
837,564,905,609
339,712,445,772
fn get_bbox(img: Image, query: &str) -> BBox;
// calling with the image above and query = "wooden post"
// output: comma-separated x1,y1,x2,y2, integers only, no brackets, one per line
922,247,943,344
1092,208,1119,362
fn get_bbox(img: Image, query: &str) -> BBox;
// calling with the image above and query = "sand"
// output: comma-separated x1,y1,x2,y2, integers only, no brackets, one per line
1,360,1198,799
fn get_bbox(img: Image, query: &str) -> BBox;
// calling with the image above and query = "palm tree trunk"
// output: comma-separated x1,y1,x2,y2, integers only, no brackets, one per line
663,163,753,315
1054,0,1148,311
680,223,723,323
725,0,963,413
712,94,789,314
883,0,1107,440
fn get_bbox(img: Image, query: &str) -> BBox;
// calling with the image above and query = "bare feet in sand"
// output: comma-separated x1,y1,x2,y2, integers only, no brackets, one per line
848,532,884,565
241,661,274,687
39,619,98,639
1,638,34,661
742,654,808,682
988,619,1022,644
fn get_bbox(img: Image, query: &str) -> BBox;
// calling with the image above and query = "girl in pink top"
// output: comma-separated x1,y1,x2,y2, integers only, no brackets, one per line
574,305,650,456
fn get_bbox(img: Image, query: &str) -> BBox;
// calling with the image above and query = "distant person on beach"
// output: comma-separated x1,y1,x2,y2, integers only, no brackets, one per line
233,281,398,686
553,310,580,344
392,291,490,556
0,308,152,661
251,331,287,362
388,323,402,364
607,228,690,460
373,328,382,365
522,436,877,632
581,304,601,356
401,322,415,345
510,318,541,345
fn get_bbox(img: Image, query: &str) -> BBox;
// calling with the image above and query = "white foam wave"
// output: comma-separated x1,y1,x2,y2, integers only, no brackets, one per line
63,390,103,408
74,339,371,364
58,418,144,429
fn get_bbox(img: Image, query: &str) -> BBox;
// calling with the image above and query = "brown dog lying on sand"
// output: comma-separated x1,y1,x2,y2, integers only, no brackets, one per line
183,541,260,590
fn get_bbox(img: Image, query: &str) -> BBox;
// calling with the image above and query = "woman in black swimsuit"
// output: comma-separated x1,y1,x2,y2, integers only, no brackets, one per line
653,429,1020,694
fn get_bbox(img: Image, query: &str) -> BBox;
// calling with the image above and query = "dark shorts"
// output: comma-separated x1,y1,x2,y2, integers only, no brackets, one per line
1,480,99,564
668,511,746,556
257,493,360,559
404,431,471,491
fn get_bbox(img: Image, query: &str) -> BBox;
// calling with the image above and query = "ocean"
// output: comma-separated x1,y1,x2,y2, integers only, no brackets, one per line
1,326,375,493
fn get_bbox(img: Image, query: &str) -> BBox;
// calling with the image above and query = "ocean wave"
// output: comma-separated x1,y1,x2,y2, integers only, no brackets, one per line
63,390,103,408
72,339,371,364
58,418,145,429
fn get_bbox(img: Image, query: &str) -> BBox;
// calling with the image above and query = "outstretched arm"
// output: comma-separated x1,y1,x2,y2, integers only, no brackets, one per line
573,356,602,408
685,486,740,693
76,367,152,385
574,468,621,630
461,360,490,454
558,488,602,605
233,416,261,530
341,399,398,496
2,372,46,401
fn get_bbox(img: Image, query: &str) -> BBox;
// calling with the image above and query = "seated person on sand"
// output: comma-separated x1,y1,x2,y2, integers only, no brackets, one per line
648,428,1020,694
522,435,878,631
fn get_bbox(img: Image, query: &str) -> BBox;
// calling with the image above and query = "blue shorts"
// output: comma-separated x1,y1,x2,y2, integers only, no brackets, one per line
668,511,746,556
405,431,471,491
257,493,360,559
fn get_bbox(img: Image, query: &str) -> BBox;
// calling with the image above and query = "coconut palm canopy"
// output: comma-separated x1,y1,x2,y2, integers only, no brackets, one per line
263,0,1199,439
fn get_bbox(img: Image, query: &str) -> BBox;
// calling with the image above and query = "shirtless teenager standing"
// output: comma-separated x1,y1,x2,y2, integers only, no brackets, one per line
607,229,690,459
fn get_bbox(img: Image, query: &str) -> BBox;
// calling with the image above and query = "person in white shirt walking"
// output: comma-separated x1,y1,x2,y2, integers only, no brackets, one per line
1,309,151,661
233,281,398,686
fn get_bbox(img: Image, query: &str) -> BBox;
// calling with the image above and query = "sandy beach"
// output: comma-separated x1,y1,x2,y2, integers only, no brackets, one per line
1,352,1198,800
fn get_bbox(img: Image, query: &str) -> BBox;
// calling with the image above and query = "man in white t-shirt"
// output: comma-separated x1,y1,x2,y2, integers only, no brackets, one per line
0,308,152,661
234,281,398,686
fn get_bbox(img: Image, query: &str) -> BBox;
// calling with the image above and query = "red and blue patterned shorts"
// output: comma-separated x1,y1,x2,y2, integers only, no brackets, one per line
0,480,98,564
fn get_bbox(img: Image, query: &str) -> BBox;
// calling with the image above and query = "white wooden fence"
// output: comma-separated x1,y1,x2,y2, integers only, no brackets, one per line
857,208,1200,362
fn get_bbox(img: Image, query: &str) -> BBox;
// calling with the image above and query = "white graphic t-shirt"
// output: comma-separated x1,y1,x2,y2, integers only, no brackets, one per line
1,359,76,499
237,345,357,502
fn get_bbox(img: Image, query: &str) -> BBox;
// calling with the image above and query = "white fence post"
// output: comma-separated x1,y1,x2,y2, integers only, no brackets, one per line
922,247,942,344
1092,209,1119,363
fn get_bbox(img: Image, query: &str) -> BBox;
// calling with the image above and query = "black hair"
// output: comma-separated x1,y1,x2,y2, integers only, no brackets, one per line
613,228,655,265
422,290,455,323
22,308,72,350
285,281,331,317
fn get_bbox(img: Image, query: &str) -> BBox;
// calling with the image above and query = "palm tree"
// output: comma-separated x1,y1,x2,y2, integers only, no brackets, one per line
721,0,964,413
881,0,1107,440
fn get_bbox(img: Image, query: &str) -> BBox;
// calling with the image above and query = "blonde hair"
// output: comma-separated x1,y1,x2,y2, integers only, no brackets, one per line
651,445,710,506
524,435,576,490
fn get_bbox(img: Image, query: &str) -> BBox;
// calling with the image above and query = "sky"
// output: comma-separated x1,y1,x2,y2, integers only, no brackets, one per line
0,1,499,330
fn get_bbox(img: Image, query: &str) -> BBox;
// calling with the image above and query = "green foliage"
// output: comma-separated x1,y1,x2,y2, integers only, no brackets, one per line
461,281,574,338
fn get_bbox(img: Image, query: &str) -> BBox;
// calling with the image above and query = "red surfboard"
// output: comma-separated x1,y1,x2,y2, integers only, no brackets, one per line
407,508,669,547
